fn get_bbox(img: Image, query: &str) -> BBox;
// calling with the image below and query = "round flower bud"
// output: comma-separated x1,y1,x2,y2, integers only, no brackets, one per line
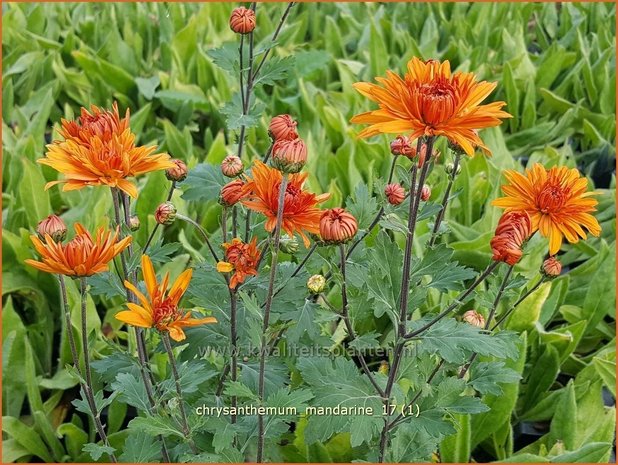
390,135,414,158
165,159,188,182
307,274,326,294
420,184,431,201
385,183,405,206
271,138,307,174
229,7,255,34
219,179,248,207
378,361,389,375
37,215,67,242
463,310,485,328
445,162,462,176
155,202,177,225
542,256,562,278
129,215,141,231
279,235,300,255
319,208,358,244
221,155,244,178
269,114,298,141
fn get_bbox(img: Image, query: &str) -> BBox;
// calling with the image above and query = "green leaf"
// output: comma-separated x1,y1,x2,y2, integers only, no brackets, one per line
220,93,265,130
128,416,185,439
440,414,471,463
592,358,616,396
135,76,160,100
181,162,227,202
410,245,476,292
206,43,239,75
469,362,522,396
549,442,613,463
111,372,152,412
548,380,577,450
522,344,560,411
347,183,379,230
119,431,160,463
82,443,116,461
19,158,51,227
254,56,295,86
2,416,53,462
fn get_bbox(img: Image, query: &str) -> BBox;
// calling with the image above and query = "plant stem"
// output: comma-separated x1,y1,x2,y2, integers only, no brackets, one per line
339,244,385,397
404,261,499,339
379,137,432,462
222,206,229,243
459,266,513,379
143,181,176,254
232,205,238,238
161,332,198,453
270,242,317,302
79,278,117,462
428,151,461,247
492,277,545,330
59,275,80,375
176,213,220,263
229,289,238,424
251,3,295,81
256,174,288,463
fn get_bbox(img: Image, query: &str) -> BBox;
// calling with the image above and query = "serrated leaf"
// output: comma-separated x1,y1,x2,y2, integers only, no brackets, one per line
181,163,227,202
119,431,160,463
254,56,295,85
468,362,521,396
82,443,115,461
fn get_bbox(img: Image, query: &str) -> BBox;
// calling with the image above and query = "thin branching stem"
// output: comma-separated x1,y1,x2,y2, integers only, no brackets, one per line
492,277,545,330
256,174,288,462
143,181,176,254
176,214,220,263
428,151,462,247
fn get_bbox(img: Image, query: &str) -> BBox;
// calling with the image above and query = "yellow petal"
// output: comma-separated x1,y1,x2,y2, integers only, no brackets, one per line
217,261,234,273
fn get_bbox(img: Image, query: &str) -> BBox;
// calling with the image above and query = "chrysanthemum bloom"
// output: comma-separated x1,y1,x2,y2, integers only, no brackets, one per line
490,211,532,266
271,138,307,174
37,215,67,242
25,223,131,277
269,115,298,141
221,155,244,178
242,161,330,247
219,179,251,207
40,102,173,198
116,255,216,341
155,202,177,225
229,6,255,34
320,208,358,244
542,256,562,278
463,310,485,328
492,164,601,255
351,57,511,156
216,237,261,289
385,183,405,205
166,159,188,182
421,184,431,201
307,274,326,294
390,135,415,157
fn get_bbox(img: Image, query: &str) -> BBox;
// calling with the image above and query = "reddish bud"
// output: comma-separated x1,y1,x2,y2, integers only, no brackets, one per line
219,179,249,207
319,208,358,244
37,215,67,242
221,155,244,178
269,114,298,141
165,159,188,182
155,202,177,225
385,183,405,206
542,256,562,278
463,310,485,328
229,7,255,34
421,184,431,201
271,138,307,174
390,135,414,158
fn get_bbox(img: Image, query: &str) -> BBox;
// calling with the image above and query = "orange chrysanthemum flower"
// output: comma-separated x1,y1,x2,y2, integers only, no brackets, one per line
115,255,216,341
351,57,511,156
241,160,330,247
25,223,131,276
40,102,173,198
492,164,601,255
217,237,261,289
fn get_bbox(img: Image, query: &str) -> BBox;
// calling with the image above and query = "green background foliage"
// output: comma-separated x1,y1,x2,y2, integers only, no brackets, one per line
2,2,616,463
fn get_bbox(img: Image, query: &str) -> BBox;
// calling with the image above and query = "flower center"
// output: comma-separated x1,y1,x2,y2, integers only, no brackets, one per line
153,298,181,328
417,80,457,126
538,183,567,214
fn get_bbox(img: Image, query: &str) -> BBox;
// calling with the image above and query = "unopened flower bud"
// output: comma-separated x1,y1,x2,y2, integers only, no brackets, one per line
307,274,326,294
221,155,244,178
421,184,431,201
165,159,188,182
37,215,67,242
279,235,300,255
129,215,140,231
542,256,562,278
319,208,358,244
271,138,307,174
229,7,255,34
269,114,298,141
155,202,176,225
378,361,389,375
445,162,462,176
390,135,414,158
219,179,249,207
385,183,405,206
463,310,485,328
